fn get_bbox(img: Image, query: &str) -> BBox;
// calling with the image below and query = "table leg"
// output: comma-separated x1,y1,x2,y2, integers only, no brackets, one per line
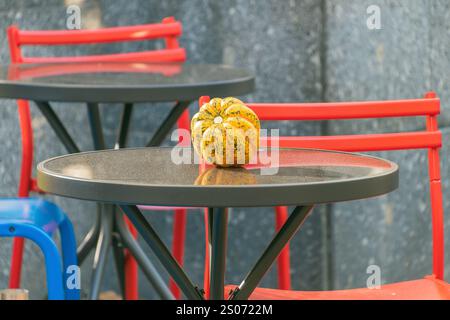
230,205,314,300
208,208,228,300
115,103,133,149
119,205,203,300
114,103,140,300
115,210,174,300
111,214,126,297
76,204,101,263
87,103,129,298
89,204,113,300
146,100,191,147
86,103,106,150
34,101,80,153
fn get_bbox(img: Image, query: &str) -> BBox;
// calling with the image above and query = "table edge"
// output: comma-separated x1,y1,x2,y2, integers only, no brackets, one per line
37,147,399,207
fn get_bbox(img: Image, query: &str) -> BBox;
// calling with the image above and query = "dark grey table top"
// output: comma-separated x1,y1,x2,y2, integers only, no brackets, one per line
0,62,254,102
37,147,399,207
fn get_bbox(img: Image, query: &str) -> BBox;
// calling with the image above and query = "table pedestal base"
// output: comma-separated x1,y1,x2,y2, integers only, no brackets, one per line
119,205,313,300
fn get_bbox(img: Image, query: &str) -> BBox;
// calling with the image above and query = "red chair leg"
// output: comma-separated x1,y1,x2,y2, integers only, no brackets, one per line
124,216,139,300
169,209,187,299
275,206,291,290
9,237,25,288
10,100,33,289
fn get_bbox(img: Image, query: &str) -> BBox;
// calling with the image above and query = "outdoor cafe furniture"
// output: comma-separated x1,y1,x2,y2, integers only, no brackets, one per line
1,19,254,299
36,147,399,299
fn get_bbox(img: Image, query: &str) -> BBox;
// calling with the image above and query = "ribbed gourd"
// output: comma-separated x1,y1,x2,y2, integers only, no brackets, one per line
191,97,260,167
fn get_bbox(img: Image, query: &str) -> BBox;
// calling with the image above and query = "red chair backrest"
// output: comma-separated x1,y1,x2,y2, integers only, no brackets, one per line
198,93,445,280
8,17,187,197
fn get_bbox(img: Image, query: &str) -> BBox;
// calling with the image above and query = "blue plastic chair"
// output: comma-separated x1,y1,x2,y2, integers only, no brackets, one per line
0,198,80,300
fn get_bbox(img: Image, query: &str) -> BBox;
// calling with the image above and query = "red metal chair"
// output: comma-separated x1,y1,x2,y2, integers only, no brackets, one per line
209,92,449,299
7,17,189,299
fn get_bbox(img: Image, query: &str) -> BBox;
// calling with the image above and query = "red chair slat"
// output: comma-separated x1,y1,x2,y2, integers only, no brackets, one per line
21,48,186,64
248,98,440,120
263,131,442,152
16,22,182,45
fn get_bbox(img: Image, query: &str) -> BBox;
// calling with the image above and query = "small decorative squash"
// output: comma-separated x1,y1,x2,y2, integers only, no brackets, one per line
191,97,260,167
194,167,257,185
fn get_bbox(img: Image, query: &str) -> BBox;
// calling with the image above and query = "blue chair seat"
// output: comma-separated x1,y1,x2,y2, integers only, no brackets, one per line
0,198,79,300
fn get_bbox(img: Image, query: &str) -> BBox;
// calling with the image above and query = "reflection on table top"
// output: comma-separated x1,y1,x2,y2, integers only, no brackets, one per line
2,62,251,86
0,62,254,102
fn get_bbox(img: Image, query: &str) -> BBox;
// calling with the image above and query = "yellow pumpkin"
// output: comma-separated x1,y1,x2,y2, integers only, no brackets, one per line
191,97,260,167
194,167,257,186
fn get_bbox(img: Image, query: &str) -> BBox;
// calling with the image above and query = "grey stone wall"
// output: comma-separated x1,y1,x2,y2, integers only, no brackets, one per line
0,0,448,299
325,0,450,288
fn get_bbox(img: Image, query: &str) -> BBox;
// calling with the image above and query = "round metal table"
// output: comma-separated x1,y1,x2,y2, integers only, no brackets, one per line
37,147,399,300
0,62,254,150
0,62,254,103
1,62,254,299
